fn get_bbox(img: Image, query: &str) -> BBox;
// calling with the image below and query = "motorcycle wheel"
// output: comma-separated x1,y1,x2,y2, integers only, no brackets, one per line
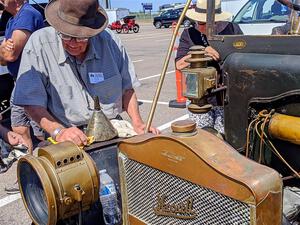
116,28,122,33
133,25,139,33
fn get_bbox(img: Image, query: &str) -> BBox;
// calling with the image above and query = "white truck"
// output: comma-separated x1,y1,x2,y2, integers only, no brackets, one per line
105,8,130,24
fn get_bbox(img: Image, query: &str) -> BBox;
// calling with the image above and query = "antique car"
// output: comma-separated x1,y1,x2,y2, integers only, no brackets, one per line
108,15,139,34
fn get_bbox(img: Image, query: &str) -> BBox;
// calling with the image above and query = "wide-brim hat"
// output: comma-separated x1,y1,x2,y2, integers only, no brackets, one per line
186,0,232,22
45,0,108,38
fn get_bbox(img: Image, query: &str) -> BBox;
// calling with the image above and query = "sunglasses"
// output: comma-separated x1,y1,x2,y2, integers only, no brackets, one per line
58,32,89,42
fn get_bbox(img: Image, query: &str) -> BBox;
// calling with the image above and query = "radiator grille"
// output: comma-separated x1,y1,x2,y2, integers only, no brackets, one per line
121,157,251,225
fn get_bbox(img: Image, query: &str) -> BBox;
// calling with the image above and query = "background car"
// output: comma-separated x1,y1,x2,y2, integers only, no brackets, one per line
153,7,193,29
232,0,290,35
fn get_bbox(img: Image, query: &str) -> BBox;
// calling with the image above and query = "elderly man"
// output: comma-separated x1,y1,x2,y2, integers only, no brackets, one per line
13,0,159,146
0,0,44,152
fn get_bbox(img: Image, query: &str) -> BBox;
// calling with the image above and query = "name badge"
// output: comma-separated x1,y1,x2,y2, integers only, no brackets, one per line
88,72,104,84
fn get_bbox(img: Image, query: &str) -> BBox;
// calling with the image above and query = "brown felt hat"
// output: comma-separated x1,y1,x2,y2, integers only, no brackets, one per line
45,0,108,38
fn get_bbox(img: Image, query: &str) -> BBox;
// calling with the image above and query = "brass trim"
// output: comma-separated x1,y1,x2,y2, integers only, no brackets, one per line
118,152,129,225
232,39,247,49
17,155,58,225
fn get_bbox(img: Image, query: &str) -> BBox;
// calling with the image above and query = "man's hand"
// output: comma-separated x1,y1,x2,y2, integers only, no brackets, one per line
2,38,14,52
55,127,88,146
205,46,220,61
6,131,26,146
133,122,160,135
175,54,191,70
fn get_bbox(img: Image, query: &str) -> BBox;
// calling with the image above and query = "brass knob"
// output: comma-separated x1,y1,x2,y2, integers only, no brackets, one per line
171,120,196,133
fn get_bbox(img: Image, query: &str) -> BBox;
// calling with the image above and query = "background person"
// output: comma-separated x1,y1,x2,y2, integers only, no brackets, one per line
13,0,159,147
0,0,44,152
175,0,243,134
0,114,26,173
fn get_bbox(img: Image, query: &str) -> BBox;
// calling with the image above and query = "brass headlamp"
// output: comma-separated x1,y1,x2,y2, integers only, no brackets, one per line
181,46,217,113
17,141,99,225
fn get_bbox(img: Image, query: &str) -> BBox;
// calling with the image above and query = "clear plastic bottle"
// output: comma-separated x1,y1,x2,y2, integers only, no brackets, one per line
99,169,121,225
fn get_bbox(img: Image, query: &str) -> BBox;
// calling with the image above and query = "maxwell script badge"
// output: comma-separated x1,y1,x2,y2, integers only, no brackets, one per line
153,194,197,219
88,72,104,84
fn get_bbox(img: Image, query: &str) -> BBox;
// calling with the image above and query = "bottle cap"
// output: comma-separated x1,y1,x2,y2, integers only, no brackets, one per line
99,169,107,174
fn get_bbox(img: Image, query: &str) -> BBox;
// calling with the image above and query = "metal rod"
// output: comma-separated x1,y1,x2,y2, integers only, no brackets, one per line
145,0,192,132
206,0,215,39
0,106,12,116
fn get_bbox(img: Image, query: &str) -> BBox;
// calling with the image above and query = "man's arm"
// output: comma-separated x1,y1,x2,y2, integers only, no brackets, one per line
25,106,88,145
0,29,31,62
123,89,160,134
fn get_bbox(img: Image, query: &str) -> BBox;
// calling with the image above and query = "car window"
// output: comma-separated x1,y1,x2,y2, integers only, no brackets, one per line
233,0,290,23
172,10,181,16
161,11,171,17
233,0,258,23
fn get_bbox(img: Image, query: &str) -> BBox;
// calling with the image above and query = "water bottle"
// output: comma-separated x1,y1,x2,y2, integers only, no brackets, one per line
99,169,121,225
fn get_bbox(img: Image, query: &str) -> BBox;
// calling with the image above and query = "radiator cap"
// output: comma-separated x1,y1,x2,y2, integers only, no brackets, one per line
171,120,196,134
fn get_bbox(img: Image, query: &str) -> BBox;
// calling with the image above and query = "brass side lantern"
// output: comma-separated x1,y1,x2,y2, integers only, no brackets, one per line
17,141,99,225
181,46,217,113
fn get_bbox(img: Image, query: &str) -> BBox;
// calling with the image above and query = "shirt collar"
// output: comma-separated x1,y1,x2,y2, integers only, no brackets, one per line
86,37,101,60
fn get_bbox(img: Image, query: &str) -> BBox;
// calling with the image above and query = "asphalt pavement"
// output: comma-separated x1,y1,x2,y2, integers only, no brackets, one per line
0,23,188,224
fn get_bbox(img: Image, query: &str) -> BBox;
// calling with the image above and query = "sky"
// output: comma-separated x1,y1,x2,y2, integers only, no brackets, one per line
30,0,190,13
110,0,189,12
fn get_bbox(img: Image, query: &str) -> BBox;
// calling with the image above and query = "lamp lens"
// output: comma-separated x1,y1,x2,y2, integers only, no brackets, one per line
19,161,49,225
183,72,199,98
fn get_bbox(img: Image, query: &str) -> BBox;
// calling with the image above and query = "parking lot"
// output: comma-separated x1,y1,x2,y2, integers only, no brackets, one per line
0,23,188,224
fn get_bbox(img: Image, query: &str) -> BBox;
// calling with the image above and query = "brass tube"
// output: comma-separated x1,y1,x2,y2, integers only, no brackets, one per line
268,113,300,145
145,0,193,132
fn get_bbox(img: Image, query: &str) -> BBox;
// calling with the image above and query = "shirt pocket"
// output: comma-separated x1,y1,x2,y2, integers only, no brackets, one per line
89,74,122,104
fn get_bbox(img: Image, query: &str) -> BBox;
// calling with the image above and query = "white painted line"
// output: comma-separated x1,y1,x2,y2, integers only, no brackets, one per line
132,59,144,63
0,194,21,208
139,70,175,81
155,39,172,42
123,34,171,41
158,114,189,131
138,100,169,105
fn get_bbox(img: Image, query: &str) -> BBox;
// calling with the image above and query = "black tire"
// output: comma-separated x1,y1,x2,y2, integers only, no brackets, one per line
133,25,139,33
122,25,129,33
154,21,162,29
164,25,170,28
183,19,191,28
116,28,122,33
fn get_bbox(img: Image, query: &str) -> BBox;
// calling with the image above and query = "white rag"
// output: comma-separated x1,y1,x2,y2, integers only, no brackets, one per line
110,120,137,138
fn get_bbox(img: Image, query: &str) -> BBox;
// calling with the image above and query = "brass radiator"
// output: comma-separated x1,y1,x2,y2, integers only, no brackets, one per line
118,129,282,225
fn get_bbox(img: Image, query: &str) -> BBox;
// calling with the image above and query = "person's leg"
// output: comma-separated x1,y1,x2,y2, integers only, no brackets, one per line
213,106,224,134
188,110,214,128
